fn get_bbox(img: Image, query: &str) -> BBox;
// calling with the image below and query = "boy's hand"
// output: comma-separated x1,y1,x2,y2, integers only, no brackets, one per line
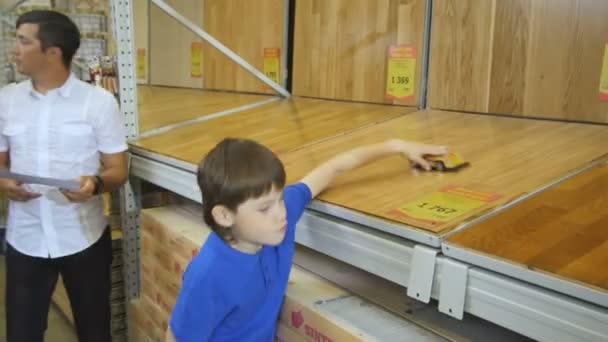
389,139,449,171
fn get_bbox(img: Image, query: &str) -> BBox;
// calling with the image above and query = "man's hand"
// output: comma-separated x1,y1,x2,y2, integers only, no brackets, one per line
62,176,96,203
0,178,41,201
389,139,448,171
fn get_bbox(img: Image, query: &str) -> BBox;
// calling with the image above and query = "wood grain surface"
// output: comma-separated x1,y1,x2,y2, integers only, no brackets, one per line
132,97,414,162
203,0,285,94
429,0,608,123
293,0,427,106
280,110,608,234
133,96,608,235
447,163,608,292
428,0,495,113
137,86,273,133
149,0,204,88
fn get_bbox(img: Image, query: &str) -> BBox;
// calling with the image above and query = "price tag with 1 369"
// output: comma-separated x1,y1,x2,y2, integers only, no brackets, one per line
386,45,416,101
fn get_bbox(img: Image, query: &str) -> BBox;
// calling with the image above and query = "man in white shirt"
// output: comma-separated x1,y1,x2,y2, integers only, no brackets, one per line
0,10,128,342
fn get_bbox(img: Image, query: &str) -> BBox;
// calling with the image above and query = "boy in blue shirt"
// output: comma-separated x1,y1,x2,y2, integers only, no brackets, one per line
167,137,447,341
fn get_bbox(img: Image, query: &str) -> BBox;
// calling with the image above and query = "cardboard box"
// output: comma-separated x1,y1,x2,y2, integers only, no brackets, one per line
130,326,153,342
280,266,375,341
140,230,187,314
142,230,175,276
275,322,307,342
140,205,211,301
135,205,213,341
140,267,176,318
130,300,160,342
141,205,208,262
140,272,172,317
140,295,169,334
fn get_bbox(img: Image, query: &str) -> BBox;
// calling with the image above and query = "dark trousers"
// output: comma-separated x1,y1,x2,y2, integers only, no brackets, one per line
5,227,112,342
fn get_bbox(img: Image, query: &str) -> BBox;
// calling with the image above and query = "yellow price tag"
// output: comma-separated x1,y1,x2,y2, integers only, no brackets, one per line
191,42,203,78
600,41,608,101
386,45,416,101
136,48,146,80
263,48,281,90
393,186,501,224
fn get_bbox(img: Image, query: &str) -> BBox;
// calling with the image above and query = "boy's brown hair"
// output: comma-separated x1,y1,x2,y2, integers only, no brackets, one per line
197,138,286,241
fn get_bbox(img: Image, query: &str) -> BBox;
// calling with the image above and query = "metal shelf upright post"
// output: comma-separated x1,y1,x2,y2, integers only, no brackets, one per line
110,0,141,304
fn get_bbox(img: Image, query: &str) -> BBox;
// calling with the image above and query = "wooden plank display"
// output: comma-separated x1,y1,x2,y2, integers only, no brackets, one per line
203,0,285,94
446,162,608,294
279,110,608,235
137,86,274,133
131,97,413,162
429,0,608,123
292,0,427,106
150,0,205,88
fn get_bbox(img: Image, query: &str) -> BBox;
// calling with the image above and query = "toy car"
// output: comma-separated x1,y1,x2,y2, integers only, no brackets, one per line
414,152,470,171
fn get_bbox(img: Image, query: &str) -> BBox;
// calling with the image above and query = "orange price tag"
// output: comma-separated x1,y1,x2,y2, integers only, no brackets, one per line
392,186,501,225
136,48,146,80
386,45,416,101
263,48,281,90
191,42,203,78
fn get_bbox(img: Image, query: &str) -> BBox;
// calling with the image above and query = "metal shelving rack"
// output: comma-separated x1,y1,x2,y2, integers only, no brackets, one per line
111,1,607,341
109,12,141,342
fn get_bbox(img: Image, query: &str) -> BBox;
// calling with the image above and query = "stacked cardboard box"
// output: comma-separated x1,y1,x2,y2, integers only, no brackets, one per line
52,229,128,342
131,204,208,342
275,322,307,342
280,266,445,341
132,205,437,342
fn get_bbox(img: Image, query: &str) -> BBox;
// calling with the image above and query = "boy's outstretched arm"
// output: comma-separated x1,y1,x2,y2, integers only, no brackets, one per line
301,139,448,197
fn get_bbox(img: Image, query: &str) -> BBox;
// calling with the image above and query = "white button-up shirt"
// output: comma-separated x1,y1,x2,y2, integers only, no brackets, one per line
0,75,127,258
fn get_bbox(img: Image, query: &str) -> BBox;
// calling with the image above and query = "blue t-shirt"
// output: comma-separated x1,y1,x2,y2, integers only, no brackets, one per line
169,183,312,342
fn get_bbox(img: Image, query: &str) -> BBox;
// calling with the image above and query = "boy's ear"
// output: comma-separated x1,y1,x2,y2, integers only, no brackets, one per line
211,205,235,228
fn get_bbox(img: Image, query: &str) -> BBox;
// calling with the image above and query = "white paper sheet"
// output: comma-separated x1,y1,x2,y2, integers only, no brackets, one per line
0,170,81,191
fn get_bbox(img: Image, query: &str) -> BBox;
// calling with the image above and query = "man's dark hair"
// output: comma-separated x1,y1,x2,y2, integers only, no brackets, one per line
198,138,286,241
17,10,81,68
